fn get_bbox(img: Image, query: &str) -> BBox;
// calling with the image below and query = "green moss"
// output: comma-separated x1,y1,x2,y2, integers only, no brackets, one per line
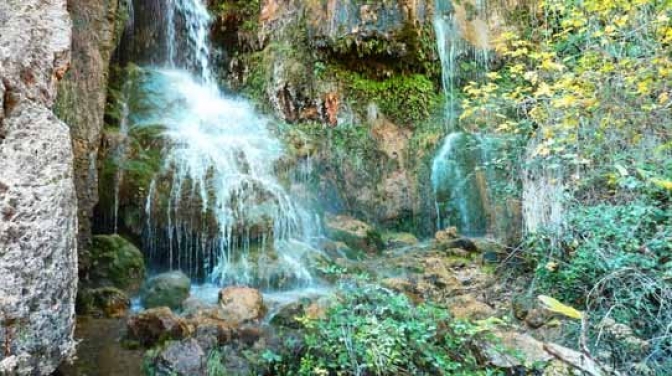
89,234,146,292
325,21,440,80
212,0,261,32
333,68,441,126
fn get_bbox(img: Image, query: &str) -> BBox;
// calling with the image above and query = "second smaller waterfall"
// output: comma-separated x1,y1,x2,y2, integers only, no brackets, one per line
432,132,490,236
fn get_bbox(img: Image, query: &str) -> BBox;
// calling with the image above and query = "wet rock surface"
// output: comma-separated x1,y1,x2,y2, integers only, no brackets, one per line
54,0,127,264
77,287,131,318
126,307,192,347
151,339,206,376
218,287,267,325
325,214,384,254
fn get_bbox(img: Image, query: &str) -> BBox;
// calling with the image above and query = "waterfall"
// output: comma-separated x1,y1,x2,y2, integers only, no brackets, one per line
430,0,494,236
127,0,320,288
433,0,465,130
112,82,132,235
431,132,489,235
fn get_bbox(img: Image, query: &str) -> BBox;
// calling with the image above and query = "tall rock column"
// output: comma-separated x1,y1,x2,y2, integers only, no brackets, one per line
55,0,125,276
0,0,78,375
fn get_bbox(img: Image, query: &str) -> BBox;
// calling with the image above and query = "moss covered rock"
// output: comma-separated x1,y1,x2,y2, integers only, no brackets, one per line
382,231,419,249
77,287,131,318
89,234,146,292
141,271,191,310
325,214,384,255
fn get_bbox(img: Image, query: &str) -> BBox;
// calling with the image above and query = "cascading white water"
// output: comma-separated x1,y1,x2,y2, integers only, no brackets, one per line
112,83,132,235
433,0,465,130
431,0,494,236
136,0,320,288
431,132,490,235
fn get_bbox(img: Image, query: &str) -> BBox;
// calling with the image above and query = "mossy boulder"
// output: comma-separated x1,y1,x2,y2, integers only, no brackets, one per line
89,234,146,292
325,214,384,255
141,271,191,310
382,231,419,249
77,287,131,318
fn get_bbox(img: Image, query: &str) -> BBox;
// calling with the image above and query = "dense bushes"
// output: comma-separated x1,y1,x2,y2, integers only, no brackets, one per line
269,283,500,376
524,199,672,374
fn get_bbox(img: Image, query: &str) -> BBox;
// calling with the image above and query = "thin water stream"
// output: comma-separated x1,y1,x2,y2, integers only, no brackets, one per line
431,0,494,236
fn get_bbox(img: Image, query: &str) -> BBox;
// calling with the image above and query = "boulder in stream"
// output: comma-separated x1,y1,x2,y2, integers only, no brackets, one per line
126,307,192,347
89,234,145,292
141,271,191,310
218,286,267,324
77,286,131,318
325,214,384,254
151,339,206,376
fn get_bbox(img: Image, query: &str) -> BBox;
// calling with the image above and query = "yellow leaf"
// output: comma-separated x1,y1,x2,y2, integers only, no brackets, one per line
538,295,583,320
486,72,501,80
535,144,551,157
545,262,559,272
651,178,672,191
553,95,577,108
524,71,538,84
534,83,553,97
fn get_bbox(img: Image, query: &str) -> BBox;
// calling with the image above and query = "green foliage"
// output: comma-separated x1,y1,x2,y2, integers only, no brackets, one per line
335,69,441,126
206,350,228,376
460,0,671,200
525,200,672,374
530,201,671,304
280,284,500,376
214,0,260,32
326,21,439,80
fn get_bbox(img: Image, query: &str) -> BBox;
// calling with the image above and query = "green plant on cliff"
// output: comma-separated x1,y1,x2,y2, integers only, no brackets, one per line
214,0,260,32
333,68,441,126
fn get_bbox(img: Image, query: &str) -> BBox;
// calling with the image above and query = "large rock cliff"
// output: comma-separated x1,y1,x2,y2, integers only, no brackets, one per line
0,0,77,374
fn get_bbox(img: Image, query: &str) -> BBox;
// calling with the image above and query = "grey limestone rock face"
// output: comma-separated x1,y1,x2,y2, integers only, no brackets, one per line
0,0,77,374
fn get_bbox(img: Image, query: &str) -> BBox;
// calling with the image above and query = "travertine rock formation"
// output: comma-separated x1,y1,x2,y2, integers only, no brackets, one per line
0,0,77,374
55,0,126,274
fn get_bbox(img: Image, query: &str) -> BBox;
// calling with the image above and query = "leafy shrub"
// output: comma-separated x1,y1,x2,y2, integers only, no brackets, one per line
278,283,501,376
526,201,672,374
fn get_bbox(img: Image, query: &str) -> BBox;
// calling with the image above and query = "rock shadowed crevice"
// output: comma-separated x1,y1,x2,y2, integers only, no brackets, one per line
54,0,129,277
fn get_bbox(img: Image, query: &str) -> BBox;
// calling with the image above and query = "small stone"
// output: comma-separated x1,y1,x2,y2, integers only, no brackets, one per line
448,294,494,320
383,232,419,249
324,214,383,254
126,307,191,347
477,331,554,369
435,227,459,242
151,339,206,376
525,308,554,329
78,287,130,318
512,294,533,321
